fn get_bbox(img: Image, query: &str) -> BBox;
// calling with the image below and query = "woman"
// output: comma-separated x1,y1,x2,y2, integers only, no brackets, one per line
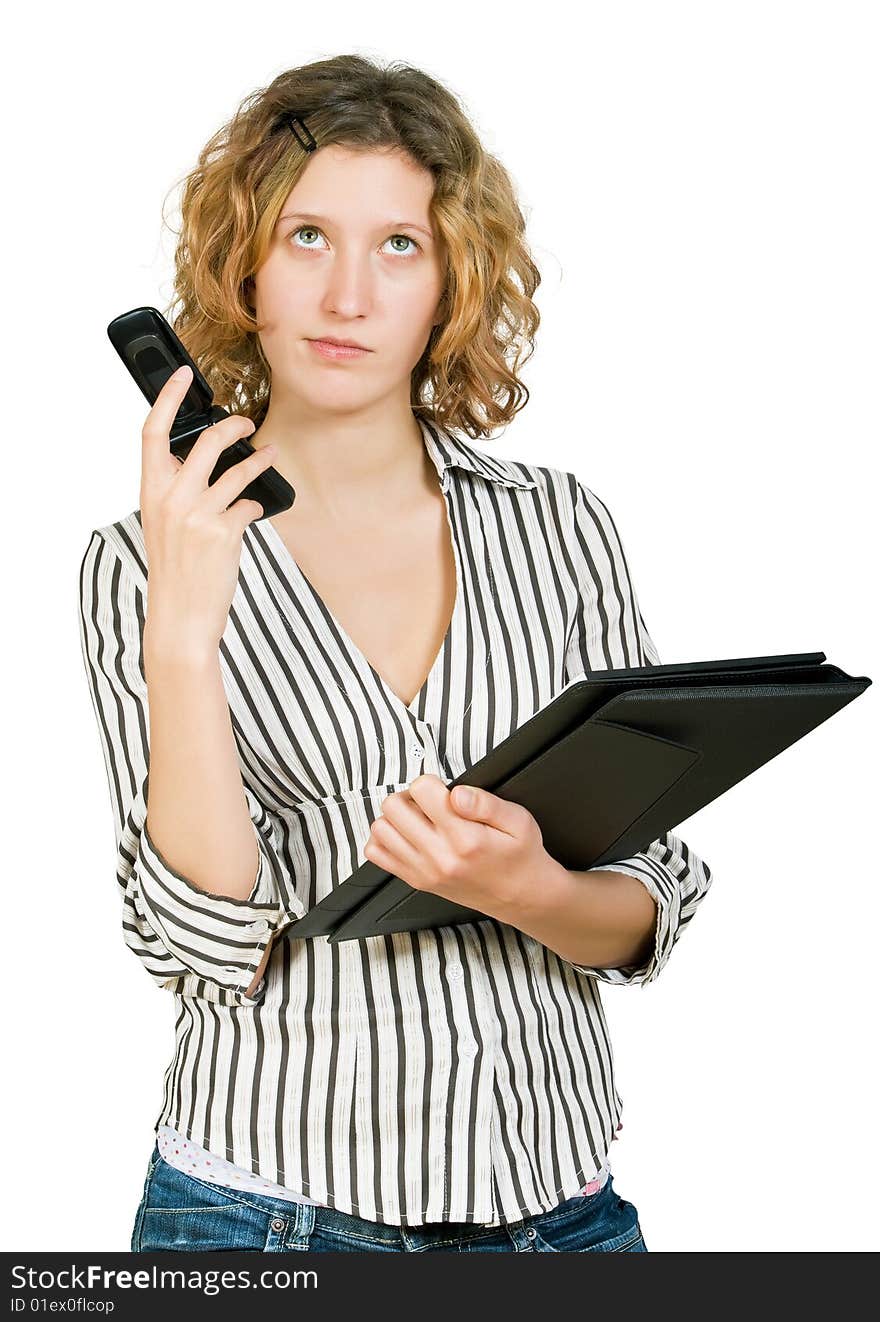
79,54,713,1252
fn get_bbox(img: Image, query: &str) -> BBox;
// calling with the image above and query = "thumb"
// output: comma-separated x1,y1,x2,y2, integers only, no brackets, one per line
451,784,521,837
451,784,482,815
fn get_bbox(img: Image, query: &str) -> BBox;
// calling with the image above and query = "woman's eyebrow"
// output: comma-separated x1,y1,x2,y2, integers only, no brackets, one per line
277,210,434,240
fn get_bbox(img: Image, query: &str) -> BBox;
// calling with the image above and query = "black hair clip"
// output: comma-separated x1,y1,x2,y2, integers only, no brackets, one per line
285,114,317,153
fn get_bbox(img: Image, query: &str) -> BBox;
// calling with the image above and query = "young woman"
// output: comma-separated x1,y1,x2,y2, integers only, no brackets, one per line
79,54,713,1253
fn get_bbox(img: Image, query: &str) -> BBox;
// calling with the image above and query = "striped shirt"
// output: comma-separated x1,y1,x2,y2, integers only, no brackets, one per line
78,415,713,1228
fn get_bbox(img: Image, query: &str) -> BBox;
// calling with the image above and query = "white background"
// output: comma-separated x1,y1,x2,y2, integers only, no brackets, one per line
2,0,876,1252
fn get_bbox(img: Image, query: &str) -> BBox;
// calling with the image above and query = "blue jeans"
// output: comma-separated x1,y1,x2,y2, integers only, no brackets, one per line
131,1143,648,1252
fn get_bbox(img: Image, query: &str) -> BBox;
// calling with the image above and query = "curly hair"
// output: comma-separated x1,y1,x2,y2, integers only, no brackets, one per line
159,54,542,440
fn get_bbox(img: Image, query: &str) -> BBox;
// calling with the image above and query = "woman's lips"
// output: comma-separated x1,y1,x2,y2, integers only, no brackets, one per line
308,339,371,360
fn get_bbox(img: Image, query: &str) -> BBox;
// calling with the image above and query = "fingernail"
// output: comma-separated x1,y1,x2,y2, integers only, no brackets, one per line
172,365,191,380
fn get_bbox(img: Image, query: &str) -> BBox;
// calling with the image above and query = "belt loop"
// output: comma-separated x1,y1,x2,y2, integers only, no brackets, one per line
292,1200,316,1245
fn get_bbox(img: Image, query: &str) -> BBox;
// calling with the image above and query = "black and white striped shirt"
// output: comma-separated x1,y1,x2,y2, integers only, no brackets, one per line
78,416,713,1228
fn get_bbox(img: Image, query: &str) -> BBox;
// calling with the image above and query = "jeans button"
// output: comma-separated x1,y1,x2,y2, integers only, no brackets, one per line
526,1227,536,1239
271,1218,285,1232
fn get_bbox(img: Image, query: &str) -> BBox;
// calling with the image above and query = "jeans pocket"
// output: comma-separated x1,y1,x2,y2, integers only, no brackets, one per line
134,1155,266,1252
138,1205,266,1252
527,1179,648,1253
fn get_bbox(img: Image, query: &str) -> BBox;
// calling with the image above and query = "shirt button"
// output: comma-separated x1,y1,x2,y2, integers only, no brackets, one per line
248,918,270,935
412,744,423,759
460,1041,478,1058
447,964,464,982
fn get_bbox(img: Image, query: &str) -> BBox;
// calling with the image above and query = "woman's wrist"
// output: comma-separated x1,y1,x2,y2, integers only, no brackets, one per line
144,617,220,673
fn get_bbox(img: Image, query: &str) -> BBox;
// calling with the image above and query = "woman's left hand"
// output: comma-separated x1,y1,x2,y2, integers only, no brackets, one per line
362,774,556,919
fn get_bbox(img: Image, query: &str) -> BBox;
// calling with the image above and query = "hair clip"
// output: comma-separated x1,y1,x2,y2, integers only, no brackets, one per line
285,114,317,153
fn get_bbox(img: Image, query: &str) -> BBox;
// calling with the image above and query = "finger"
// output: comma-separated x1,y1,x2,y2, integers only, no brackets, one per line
227,496,269,536
362,835,403,877
448,782,523,838
141,364,197,484
364,822,422,885
205,441,278,515
173,413,258,494
408,774,498,854
376,791,438,855
405,774,459,828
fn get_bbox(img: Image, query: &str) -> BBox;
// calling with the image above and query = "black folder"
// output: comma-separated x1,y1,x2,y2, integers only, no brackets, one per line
287,651,871,943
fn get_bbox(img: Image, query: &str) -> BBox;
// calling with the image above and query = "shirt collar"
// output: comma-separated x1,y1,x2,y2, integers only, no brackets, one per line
417,416,539,491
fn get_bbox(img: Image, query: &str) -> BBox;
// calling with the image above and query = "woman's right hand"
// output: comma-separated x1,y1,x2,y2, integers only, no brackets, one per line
139,364,278,656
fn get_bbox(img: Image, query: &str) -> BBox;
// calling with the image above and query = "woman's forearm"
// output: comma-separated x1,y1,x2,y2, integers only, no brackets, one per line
143,627,262,903
494,857,658,970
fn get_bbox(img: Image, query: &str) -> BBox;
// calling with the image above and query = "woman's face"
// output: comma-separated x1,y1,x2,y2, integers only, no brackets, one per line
252,144,447,415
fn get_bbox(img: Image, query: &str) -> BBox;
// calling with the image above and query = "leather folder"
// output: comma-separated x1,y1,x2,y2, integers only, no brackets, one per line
287,651,871,943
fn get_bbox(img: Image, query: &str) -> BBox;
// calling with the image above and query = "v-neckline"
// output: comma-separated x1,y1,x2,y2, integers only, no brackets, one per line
261,473,461,720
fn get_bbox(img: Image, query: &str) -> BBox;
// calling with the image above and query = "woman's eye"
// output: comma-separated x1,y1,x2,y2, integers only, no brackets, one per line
289,226,420,256
290,226,323,249
386,234,420,255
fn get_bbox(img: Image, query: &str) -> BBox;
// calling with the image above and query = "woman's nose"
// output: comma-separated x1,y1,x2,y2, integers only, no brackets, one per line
320,252,376,313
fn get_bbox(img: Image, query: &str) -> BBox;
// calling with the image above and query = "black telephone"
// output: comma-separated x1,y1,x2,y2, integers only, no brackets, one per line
106,305,295,520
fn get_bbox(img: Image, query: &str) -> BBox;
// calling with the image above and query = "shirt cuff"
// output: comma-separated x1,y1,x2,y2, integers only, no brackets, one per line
566,858,681,989
135,820,305,1005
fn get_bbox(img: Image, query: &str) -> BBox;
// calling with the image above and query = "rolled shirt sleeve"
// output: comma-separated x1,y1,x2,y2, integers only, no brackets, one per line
560,478,714,988
78,529,304,1006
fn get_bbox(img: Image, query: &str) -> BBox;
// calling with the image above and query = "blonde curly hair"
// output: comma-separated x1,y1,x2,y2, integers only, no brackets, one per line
161,54,542,439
